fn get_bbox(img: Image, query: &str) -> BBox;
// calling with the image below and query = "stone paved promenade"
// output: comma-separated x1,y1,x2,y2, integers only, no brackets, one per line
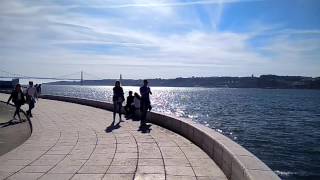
0,94,227,180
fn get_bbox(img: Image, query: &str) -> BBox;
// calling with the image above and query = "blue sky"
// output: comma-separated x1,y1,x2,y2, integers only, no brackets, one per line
1,0,320,79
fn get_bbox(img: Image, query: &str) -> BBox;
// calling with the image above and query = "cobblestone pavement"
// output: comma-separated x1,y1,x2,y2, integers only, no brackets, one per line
0,94,227,180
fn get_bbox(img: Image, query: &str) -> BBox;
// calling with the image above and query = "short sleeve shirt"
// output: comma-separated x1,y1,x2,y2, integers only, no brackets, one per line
140,86,151,102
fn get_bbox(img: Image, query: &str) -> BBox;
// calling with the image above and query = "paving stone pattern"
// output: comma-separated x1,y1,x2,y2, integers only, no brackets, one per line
0,94,227,180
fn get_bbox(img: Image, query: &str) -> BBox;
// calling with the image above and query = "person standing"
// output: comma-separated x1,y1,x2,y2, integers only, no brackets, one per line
139,80,152,127
7,84,25,122
26,81,38,117
112,81,124,123
36,84,41,95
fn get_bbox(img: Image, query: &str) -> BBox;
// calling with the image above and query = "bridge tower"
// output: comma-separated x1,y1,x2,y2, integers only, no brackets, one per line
80,71,83,86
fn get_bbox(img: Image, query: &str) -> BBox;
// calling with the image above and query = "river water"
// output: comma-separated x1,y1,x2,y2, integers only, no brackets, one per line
42,85,320,180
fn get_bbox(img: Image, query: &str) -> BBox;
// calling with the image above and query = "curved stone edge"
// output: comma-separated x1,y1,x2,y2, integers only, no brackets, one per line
0,99,33,133
0,99,33,156
0,91,33,133
40,95,280,180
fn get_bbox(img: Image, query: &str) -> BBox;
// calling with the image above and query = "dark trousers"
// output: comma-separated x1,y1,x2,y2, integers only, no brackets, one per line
14,103,22,120
27,100,35,116
140,101,149,126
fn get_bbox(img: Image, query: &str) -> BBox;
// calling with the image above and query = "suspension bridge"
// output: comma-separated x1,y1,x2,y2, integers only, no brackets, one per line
0,69,107,85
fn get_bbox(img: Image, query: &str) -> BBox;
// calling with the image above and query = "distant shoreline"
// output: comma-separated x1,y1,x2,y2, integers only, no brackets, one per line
44,75,320,90
42,84,320,91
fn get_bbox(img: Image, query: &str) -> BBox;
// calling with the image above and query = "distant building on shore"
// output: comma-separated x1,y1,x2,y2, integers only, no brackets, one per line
0,78,19,89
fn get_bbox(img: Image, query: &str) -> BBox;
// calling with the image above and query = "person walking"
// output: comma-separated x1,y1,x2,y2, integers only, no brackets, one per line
7,84,26,122
26,81,38,117
139,80,152,127
112,81,124,123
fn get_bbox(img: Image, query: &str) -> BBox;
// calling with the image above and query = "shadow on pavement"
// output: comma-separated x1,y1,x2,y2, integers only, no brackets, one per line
105,121,121,133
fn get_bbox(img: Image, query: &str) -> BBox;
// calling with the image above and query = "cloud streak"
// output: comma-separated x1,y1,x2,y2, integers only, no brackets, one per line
0,0,319,78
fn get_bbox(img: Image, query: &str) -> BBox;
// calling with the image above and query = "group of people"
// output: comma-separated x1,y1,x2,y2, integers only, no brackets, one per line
6,79,149,128
6,81,40,122
112,79,152,128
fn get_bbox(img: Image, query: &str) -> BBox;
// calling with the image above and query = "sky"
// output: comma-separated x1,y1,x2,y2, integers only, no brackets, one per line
1,0,320,80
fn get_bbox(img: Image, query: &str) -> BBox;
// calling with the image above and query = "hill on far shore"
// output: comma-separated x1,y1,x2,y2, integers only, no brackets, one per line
45,75,320,89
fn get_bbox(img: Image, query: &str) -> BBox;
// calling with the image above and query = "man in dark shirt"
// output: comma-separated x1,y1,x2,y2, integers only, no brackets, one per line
139,80,152,127
125,91,134,118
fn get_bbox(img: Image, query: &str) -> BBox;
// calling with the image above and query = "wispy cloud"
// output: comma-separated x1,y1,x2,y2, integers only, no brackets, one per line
78,0,259,8
0,0,319,78
2,0,260,10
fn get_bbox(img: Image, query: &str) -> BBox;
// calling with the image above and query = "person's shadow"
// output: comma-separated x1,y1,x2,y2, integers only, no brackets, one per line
0,119,24,128
105,121,121,133
138,124,152,133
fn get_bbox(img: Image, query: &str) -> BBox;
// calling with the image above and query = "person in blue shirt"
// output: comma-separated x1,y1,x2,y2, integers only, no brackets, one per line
139,80,152,127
